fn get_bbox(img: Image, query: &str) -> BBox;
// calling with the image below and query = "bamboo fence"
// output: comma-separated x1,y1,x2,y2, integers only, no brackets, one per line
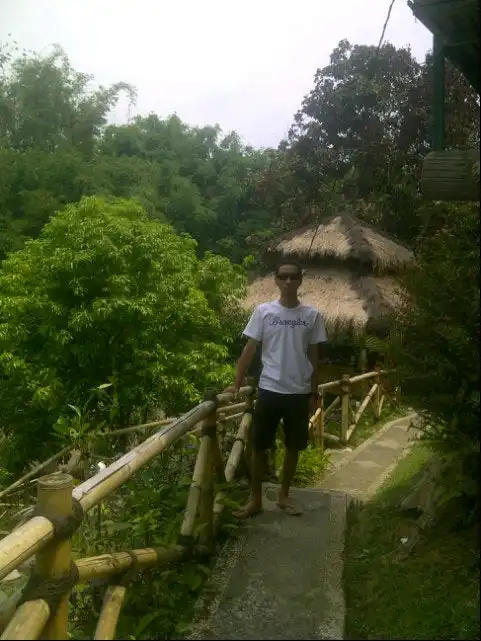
309,367,393,447
0,369,392,639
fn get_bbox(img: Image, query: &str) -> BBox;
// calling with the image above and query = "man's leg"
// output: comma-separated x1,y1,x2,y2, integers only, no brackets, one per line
278,448,299,508
234,390,280,519
244,449,267,514
277,394,310,516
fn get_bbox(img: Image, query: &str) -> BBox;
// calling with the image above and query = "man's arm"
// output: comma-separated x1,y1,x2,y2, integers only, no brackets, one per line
307,343,320,396
227,338,259,392
308,312,327,397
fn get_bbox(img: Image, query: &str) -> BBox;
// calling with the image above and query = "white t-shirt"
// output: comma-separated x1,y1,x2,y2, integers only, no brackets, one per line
243,300,327,395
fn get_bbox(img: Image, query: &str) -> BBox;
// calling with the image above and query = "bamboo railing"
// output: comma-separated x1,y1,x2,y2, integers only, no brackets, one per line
0,384,254,640
309,367,392,447
0,369,392,639
0,400,249,502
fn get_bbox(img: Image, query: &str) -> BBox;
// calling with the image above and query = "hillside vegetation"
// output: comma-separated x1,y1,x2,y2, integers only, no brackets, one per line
0,34,479,640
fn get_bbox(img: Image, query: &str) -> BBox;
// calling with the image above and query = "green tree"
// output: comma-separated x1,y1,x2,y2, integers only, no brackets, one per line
395,204,479,442
276,40,480,245
0,42,135,157
0,196,245,470
99,115,274,261
370,203,480,514
0,42,273,267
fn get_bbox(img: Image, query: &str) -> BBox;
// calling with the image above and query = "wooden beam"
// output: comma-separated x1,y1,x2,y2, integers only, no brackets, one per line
432,33,445,151
421,150,480,201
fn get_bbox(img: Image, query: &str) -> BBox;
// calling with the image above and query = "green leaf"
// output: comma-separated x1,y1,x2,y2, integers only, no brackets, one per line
67,405,82,418
133,610,162,637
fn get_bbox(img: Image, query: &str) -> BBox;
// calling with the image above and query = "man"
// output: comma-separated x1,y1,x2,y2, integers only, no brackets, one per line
225,260,327,518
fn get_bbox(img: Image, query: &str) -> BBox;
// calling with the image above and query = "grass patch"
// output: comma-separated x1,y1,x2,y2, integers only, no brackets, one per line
344,444,480,640
274,441,330,487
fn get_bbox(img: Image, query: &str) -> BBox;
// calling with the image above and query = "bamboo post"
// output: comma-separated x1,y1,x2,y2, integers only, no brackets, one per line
214,410,252,533
242,378,255,482
94,585,126,640
224,413,252,483
373,366,381,419
340,374,350,444
0,600,50,640
379,394,385,416
318,390,325,451
36,473,74,640
346,382,378,441
217,412,226,451
0,588,23,635
197,390,216,551
324,395,340,418
179,439,209,542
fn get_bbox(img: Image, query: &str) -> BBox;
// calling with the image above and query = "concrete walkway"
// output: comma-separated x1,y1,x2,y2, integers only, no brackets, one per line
188,414,418,640
317,413,419,500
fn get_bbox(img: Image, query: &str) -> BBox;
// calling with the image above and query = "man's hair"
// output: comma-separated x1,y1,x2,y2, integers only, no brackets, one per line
274,259,303,276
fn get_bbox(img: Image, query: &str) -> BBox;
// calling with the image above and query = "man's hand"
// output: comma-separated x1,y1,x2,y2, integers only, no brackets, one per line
224,385,240,398
309,395,318,418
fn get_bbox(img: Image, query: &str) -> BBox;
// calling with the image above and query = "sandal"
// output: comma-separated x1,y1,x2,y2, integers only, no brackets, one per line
277,501,303,516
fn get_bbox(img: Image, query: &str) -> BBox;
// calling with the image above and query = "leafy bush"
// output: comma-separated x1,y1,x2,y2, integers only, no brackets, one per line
371,203,480,514
0,196,246,471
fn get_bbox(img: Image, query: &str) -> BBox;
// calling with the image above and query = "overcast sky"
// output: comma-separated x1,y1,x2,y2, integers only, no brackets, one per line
1,0,432,148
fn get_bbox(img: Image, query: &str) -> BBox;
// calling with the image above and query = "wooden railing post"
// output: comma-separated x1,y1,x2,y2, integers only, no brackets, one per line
318,389,325,451
340,374,351,444
374,366,381,419
197,390,216,551
243,378,255,481
37,473,74,640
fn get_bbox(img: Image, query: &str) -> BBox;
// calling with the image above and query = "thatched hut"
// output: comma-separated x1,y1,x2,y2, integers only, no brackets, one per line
245,212,413,370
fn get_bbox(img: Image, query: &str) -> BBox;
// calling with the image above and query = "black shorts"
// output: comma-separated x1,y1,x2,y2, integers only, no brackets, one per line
252,389,310,452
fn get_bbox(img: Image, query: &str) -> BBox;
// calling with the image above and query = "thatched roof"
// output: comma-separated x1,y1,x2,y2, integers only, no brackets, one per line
268,213,413,273
244,266,403,338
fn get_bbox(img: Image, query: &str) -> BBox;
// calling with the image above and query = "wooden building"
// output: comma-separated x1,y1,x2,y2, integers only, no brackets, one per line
408,0,480,201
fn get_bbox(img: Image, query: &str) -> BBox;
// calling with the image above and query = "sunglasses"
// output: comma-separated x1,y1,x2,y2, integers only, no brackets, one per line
276,273,302,281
